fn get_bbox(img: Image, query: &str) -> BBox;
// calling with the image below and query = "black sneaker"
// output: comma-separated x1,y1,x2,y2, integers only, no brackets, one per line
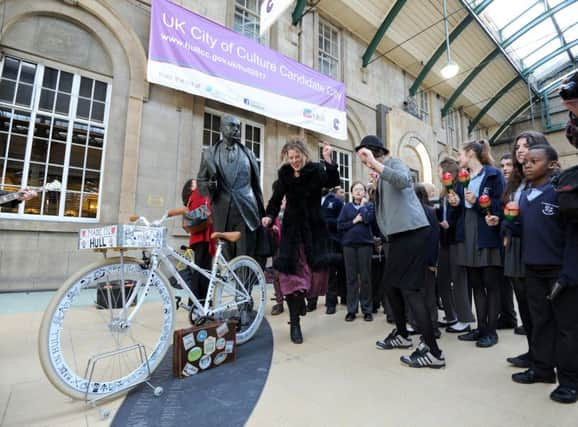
364,313,373,322
325,306,336,315
514,325,526,335
550,386,578,404
476,334,498,348
400,342,446,369
512,369,556,384
345,312,356,322
376,329,413,350
506,352,532,368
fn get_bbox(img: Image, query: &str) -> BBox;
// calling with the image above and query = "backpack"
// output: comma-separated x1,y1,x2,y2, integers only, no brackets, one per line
552,165,578,222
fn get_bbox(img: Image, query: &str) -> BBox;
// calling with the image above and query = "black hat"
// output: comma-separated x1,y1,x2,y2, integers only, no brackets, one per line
354,135,389,155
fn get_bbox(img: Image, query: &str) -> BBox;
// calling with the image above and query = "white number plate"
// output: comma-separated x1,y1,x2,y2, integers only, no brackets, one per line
78,225,166,250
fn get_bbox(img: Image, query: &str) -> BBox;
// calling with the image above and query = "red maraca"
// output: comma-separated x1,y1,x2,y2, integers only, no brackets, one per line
442,172,454,193
504,201,519,222
479,194,491,215
458,168,470,189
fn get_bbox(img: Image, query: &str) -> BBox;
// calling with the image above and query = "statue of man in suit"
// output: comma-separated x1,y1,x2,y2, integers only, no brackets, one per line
197,115,267,260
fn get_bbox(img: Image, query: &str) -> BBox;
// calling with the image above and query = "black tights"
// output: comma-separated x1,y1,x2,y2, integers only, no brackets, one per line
467,267,502,337
386,286,441,357
512,277,533,354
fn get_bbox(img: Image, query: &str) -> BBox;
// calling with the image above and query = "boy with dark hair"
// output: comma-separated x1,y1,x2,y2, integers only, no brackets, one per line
510,145,578,404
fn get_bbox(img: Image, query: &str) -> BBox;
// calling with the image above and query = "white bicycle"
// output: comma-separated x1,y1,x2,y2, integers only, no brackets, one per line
38,208,266,401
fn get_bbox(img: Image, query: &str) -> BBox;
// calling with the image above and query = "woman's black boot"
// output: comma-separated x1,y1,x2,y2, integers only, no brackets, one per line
286,294,304,344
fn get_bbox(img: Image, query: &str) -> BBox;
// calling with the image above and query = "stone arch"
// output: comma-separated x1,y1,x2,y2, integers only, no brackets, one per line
1,0,149,220
346,104,365,148
397,131,434,184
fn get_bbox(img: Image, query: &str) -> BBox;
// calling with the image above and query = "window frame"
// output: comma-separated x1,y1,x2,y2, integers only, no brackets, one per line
317,16,342,81
318,143,351,201
232,0,262,43
0,53,111,223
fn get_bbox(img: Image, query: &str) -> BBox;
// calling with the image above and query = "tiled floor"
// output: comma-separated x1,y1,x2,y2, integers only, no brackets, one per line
1,292,577,426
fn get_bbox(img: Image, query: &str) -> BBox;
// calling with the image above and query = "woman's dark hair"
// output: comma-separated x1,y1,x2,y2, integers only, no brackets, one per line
181,179,193,206
462,139,494,165
414,184,430,207
502,130,550,203
350,181,366,193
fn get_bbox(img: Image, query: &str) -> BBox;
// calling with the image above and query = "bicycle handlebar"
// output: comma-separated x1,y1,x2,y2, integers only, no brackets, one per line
128,207,189,227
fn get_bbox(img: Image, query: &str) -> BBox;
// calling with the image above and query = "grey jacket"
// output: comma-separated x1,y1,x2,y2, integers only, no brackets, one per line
374,157,429,236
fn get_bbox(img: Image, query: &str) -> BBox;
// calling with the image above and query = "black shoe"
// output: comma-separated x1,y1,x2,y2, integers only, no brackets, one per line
326,306,336,315
270,303,284,316
434,329,442,339
340,297,347,305
514,325,526,335
345,312,356,322
506,352,532,368
550,386,578,404
364,313,373,322
497,318,517,330
386,316,395,324
476,334,498,348
458,329,480,341
290,322,303,344
372,307,379,314
512,369,556,384
306,299,317,312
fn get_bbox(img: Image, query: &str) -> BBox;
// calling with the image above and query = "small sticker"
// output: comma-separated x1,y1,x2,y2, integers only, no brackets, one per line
187,347,202,363
225,340,234,354
214,352,227,365
216,337,226,350
196,329,208,342
182,363,198,377
199,354,211,370
204,336,216,355
182,333,196,350
216,323,229,337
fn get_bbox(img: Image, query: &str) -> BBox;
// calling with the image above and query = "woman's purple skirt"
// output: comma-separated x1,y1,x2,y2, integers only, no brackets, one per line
278,245,328,297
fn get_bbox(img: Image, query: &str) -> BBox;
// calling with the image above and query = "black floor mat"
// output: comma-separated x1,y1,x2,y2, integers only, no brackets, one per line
112,319,273,427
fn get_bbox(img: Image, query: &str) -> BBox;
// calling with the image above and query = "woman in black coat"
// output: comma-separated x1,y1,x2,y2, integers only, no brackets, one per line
262,138,340,344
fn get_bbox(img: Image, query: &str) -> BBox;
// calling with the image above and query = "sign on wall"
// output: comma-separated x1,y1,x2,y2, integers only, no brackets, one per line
147,0,347,140
260,0,294,35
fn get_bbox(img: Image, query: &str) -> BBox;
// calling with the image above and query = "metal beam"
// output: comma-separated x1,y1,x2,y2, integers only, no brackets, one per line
291,0,308,26
547,5,575,65
468,76,522,133
409,0,493,96
523,39,578,76
362,0,408,68
489,101,531,144
443,0,574,117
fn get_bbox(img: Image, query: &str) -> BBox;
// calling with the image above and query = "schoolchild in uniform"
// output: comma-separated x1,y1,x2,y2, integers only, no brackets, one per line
448,140,505,348
337,181,375,321
510,145,578,404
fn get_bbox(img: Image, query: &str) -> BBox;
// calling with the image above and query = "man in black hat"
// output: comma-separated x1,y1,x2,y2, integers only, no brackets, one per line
356,135,446,369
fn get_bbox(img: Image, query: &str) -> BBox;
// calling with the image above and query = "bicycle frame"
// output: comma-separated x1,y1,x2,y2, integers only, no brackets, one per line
121,238,252,325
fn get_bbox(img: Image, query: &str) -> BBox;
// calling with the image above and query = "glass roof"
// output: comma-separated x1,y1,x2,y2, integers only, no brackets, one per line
467,0,578,92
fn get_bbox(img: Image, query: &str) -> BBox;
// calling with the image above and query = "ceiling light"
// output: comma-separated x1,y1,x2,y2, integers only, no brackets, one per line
441,0,460,80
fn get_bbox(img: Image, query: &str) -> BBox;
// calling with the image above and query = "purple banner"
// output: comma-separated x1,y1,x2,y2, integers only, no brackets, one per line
148,0,346,121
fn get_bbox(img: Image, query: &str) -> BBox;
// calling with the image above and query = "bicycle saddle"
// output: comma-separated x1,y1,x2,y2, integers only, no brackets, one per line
210,231,242,242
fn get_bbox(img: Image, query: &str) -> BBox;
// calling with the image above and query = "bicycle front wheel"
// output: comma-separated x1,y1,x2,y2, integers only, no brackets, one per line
38,257,175,401
212,255,266,345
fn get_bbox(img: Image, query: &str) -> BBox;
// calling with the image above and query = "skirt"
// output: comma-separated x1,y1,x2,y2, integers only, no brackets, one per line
504,235,525,278
278,245,328,297
384,226,429,290
456,209,502,268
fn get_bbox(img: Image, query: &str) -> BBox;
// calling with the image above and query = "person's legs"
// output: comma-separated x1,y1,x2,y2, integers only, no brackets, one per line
552,284,578,401
403,288,441,356
190,241,211,302
384,286,408,336
450,244,475,323
325,240,340,311
498,274,518,328
424,268,439,333
522,269,556,378
483,267,503,338
343,246,360,315
437,244,457,323
358,246,373,315
512,277,533,351
468,268,487,334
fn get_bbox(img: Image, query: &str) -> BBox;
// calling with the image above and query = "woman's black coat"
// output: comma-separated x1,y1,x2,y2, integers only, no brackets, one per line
265,161,340,274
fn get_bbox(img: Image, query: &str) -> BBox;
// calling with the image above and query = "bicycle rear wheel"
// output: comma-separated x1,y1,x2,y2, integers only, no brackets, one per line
212,256,266,344
38,257,174,401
